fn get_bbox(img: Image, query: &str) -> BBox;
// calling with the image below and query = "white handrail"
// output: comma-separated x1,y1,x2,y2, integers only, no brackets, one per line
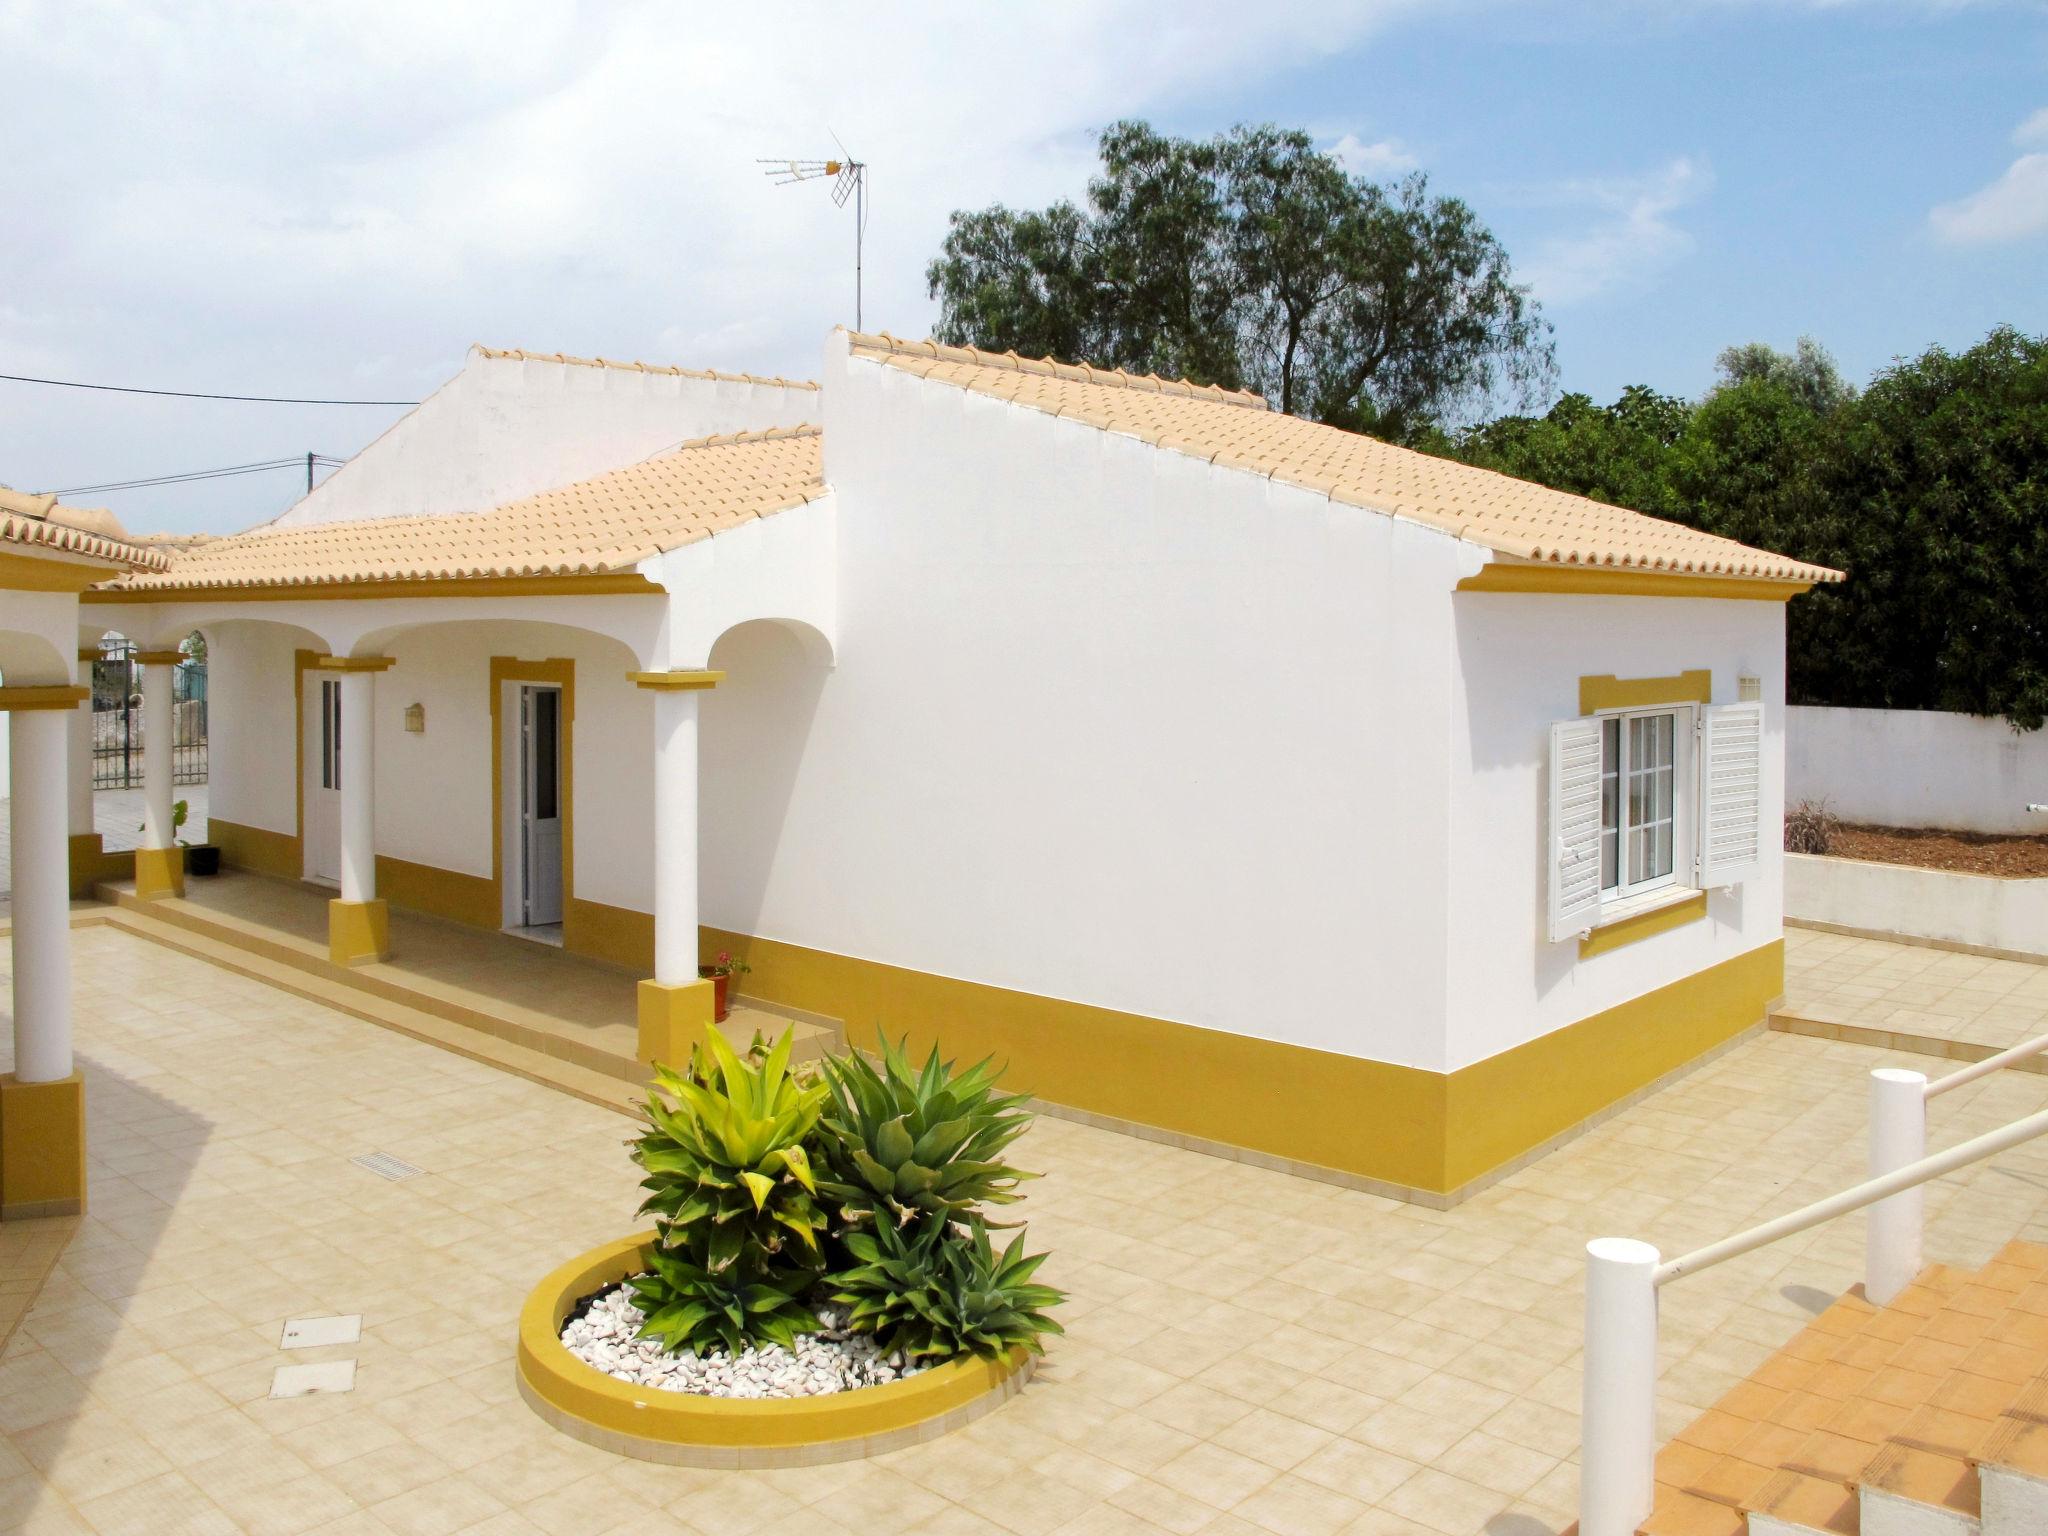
1583,1099,2048,1535
1655,1103,2048,1286
1926,1029,2048,1099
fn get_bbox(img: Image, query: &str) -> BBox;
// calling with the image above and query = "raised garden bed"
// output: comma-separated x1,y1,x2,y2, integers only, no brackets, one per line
517,1232,1032,1466
517,1030,1059,1465
1815,823,2048,879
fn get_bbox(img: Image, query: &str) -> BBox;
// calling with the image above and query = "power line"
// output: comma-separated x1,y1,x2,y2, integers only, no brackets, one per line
0,371,418,407
45,456,348,498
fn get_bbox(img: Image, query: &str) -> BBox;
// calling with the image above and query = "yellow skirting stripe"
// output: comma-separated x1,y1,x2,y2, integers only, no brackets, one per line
377,856,499,930
68,834,133,899
208,819,301,880
0,1073,87,1218
712,926,1784,1198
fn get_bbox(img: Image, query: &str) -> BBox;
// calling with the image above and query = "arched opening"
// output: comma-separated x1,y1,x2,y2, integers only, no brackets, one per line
700,617,835,943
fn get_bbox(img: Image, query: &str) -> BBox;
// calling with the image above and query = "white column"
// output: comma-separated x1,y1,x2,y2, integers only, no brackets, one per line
12,708,74,1083
1580,1237,1661,1536
651,687,701,985
67,652,94,839
1867,1068,1928,1306
337,668,376,904
139,655,175,849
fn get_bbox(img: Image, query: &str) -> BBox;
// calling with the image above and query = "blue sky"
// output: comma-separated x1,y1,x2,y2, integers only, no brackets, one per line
1,0,2042,534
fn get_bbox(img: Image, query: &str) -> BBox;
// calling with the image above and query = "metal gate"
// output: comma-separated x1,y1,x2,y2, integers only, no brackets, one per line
91,639,207,789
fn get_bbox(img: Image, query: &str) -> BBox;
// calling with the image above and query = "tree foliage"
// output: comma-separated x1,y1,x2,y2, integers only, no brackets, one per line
1443,327,2048,729
927,121,1555,440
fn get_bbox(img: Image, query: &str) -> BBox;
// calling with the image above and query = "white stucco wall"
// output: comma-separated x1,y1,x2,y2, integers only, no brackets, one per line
1442,595,1788,1071
1788,705,2048,835
697,340,1481,1071
266,348,820,530
205,619,317,838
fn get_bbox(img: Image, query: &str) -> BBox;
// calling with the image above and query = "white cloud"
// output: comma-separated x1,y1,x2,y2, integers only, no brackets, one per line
0,0,1424,531
1326,132,1419,178
1516,157,1713,307
1929,109,2048,246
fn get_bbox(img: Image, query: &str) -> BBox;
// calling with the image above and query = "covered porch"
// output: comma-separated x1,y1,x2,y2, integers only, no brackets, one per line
76,422,839,1075
91,867,840,1107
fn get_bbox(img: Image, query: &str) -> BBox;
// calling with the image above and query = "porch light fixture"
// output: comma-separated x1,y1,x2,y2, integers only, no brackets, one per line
1738,675,1761,702
403,703,425,733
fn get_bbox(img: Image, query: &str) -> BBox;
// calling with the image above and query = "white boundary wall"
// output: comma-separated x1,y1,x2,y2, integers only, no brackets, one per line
1787,705,2048,835
1785,852,2048,959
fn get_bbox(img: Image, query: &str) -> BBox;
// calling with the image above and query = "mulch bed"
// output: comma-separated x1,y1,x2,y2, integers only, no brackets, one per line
1813,823,2048,879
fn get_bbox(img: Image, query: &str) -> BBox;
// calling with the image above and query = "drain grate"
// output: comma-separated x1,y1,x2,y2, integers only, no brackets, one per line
350,1152,424,1182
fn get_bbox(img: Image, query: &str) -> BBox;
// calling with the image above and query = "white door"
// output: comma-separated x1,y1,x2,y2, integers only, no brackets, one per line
519,684,564,926
304,677,341,885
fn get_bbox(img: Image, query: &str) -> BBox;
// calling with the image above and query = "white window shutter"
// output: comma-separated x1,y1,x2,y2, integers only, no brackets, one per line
1548,718,1606,941
1697,701,1765,888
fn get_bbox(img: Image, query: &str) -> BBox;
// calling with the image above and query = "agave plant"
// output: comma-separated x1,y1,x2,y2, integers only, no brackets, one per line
828,1214,1065,1362
627,1245,817,1357
817,1035,1037,1230
632,1027,829,1276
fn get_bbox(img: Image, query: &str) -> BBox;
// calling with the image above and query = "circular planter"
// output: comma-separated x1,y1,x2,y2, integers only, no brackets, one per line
516,1232,1035,1467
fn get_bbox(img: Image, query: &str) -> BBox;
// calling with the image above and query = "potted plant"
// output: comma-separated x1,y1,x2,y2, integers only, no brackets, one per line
696,951,751,1023
137,799,221,877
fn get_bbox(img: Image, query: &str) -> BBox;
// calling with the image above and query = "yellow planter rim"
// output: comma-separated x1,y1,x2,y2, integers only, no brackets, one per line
516,1231,1032,1459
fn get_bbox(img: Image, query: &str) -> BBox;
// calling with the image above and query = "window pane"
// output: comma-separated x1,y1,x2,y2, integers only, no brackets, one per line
534,690,560,822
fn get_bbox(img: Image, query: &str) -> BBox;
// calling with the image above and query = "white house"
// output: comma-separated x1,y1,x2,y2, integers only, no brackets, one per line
79,332,1840,1204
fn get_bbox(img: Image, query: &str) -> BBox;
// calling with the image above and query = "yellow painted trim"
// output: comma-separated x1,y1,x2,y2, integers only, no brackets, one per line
1578,669,1713,715
0,548,119,592
1579,891,1710,958
1458,564,1816,602
133,845,186,900
627,669,723,691
0,1072,87,1218
702,924,1452,1192
69,833,133,899
1443,939,1782,1190
311,654,396,673
328,898,390,966
294,648,318,874
131,649,186,666
376,855,499,931
84,573,663,605
712,926,1782,1198
564,895,653,972
637,978,717,1066
0,686,87,712
517,1232,1030,1461
489,657,576,937
209,818,301,881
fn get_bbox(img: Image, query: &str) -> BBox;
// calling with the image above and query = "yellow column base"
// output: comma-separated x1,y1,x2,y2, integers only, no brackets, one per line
328,899,390,966
133,844,185,900
637,978,717,1068
0,1073,86,1219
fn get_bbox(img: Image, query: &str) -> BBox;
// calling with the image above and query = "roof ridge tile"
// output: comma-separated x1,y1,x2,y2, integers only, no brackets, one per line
473,344,820,392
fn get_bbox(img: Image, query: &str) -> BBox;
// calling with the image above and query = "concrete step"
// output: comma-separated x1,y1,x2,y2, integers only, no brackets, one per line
93,881,841,1087
97,904,650,1119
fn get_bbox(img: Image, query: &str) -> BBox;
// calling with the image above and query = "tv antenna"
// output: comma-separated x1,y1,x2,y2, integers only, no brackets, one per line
759,152,869,329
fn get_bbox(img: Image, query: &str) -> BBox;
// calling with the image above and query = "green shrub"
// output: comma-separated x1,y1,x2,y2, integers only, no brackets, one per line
818,1035,1036,1230
627,1247,817,1356
628,1029,828,1355
828,1213,1065,1362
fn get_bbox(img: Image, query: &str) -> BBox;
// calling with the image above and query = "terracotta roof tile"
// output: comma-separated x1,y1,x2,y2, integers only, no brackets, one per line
474,345,818,392
106,426,821,593
846,330,1842,586
0,487,171,571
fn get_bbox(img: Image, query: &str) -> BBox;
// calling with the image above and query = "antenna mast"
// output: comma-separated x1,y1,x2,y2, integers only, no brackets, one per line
759,154,869,329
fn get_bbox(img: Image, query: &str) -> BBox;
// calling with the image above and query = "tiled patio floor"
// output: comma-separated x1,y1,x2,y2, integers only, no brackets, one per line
1783,924,2048,1051
5,927,2048,1535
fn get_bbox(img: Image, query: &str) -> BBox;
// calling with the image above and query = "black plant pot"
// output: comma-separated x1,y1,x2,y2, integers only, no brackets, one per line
185,845,222,877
